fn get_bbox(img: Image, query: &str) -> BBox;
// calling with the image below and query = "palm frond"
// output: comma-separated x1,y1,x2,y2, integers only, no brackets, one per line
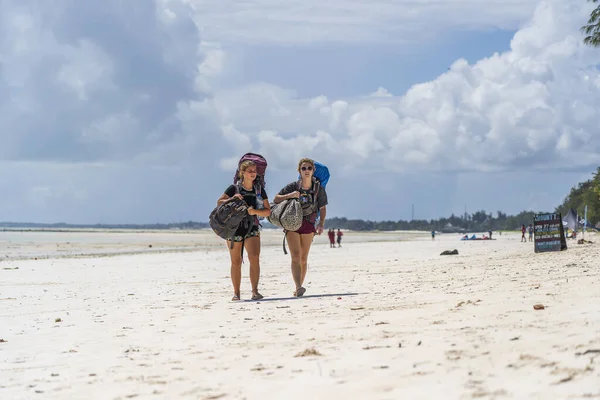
582,4,600,47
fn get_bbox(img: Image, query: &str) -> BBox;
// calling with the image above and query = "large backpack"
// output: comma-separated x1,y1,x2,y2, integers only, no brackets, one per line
234,153,268,193
209,192,253,244
307,161,330,189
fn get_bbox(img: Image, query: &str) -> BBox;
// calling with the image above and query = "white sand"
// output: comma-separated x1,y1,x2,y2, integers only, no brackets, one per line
1,229,599,399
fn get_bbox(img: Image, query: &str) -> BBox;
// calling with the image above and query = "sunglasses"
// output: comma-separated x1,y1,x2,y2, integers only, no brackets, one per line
301,166,313,171
245,169,257,174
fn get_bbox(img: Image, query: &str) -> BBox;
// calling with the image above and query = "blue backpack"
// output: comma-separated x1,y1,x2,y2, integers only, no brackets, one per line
298,161,329,189
297,161,330,220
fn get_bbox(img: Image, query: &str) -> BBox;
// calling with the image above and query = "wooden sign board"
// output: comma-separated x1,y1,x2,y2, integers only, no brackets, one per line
533,213,567,253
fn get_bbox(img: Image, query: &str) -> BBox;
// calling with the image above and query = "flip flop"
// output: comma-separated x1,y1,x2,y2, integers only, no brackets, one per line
232,294,241,301
251,292,263,300
294,287,306,297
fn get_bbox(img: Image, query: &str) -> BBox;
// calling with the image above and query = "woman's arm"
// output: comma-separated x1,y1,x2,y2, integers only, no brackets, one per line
273,182,299,204
273,191,299,204
315,206,326,234
248,199,271,217
317,206,326,228
217,186,242,206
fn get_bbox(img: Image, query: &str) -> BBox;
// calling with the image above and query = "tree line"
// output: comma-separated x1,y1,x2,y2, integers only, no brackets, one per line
2,168,599,233
324,167,600,232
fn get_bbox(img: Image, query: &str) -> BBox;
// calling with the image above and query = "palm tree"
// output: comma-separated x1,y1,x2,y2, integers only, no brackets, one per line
582,0,600,47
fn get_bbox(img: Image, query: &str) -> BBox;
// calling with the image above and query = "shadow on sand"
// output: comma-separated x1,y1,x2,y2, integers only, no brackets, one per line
241,292,359,303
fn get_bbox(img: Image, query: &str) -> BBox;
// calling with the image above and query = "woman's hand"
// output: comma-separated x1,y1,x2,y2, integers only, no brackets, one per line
316,224,324,235
247,207,256,216
232,193,244,201
287,191,300,199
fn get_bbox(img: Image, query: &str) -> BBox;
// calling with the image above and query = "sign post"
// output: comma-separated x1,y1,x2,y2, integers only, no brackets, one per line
533,213,567,253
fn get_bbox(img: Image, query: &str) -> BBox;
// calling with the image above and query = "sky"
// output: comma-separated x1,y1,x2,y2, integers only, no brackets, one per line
1,0,600,224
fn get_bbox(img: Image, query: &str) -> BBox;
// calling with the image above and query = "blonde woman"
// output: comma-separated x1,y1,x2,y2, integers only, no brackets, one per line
273,158,328,297
216,160,271,301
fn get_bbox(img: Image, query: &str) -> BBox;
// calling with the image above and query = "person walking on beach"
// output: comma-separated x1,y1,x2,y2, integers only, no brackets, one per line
328,228,335,248
216,160,271,301
521,224,526,242
528,224,534,242
273,158,328,297
431,230,436,240
336,229,343,247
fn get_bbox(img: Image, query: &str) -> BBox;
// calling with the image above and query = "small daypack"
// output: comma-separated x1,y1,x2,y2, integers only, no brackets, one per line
268,198,303,232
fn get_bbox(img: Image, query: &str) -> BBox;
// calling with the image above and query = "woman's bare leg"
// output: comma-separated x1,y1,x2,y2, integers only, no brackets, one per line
227,241,243,299
299,233,314,287
286,232,303,292
244,236,262,297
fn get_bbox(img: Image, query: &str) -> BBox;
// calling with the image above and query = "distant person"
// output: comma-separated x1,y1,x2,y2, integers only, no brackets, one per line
328,228,335,248
431,230,436,240
521,225,526,242
337,229,343,247
528,224,534,242
488,230,493,240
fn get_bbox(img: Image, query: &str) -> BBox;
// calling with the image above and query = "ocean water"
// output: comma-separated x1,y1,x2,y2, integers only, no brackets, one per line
0,228,427,261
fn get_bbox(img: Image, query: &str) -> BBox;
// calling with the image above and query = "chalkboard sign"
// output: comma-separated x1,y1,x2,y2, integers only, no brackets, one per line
533,213,567,253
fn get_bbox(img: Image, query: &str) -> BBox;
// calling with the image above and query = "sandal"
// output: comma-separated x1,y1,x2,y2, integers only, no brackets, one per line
294,287,306,297
231,294,241,301
251,292,263,301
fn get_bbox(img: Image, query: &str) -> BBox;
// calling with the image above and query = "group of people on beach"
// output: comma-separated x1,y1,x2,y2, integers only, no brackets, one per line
216,157,328,301
327,228,343,248
521,224,534,242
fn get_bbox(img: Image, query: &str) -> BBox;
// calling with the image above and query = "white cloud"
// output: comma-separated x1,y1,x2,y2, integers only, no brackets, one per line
80,113,139,144
57,39,114,100
221,124,252,153
1,0,599,223
189,0,540,44
370,87,393,97
308,95,328,110
195,41,225,93
203,0,600,173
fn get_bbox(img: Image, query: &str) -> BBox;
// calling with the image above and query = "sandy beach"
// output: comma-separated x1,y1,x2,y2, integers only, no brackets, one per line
1,228,599,399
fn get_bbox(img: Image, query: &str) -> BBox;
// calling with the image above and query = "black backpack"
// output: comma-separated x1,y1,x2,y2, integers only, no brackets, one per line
209,188,254,246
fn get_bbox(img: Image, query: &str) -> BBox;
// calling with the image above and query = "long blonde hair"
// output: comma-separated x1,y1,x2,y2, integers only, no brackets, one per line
238,160,256,182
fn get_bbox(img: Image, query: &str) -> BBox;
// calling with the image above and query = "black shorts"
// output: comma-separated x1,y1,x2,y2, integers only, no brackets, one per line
231,226,260,242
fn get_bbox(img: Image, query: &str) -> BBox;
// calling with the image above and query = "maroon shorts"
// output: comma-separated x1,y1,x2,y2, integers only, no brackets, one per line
293,219,315,234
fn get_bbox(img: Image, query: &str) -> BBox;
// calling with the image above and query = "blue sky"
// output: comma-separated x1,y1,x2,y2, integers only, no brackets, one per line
0,0,599,224
237,30,517,98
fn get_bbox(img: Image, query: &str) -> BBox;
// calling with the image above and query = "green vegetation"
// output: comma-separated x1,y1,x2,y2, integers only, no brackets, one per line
325,168,600,232
554,167,600,225
324,211,537,232
2,168,599,233
582,0,600,47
